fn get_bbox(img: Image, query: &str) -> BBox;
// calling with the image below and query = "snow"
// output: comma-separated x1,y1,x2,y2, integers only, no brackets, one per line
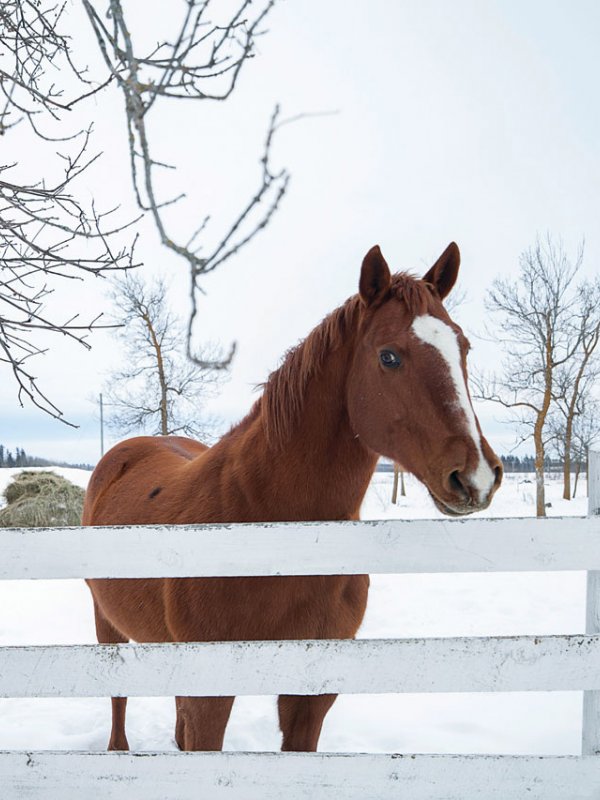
0,467,590,755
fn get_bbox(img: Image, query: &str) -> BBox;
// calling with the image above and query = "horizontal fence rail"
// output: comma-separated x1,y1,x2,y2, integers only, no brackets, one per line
3,751,600,800
1,516,599,579
2,635,600,698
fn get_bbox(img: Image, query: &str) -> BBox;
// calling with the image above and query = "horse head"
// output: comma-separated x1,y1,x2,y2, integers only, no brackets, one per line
347,243,502,515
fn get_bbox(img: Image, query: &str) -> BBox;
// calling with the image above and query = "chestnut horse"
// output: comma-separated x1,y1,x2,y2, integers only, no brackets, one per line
83,242,502,752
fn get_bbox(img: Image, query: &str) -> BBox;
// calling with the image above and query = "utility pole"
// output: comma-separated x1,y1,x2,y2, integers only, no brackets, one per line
99,393,104,457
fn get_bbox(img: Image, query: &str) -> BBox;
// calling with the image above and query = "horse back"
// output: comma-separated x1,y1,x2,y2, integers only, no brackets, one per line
82,435,209,526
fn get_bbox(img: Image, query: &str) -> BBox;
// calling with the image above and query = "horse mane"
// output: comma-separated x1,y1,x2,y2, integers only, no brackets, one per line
256,272,435,448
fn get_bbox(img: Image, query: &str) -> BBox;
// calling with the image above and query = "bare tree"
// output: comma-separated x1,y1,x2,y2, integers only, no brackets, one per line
1,0,288,419
551,279,600,498
473,236,584,516
104,274,221,438
547,392,600,500
0,3,139,423
571,398,600,499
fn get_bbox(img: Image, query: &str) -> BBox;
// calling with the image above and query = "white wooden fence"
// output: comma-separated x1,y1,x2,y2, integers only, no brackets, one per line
1,452,600,799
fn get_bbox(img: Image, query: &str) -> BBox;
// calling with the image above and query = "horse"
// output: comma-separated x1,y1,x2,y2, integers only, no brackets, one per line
83,242,502,752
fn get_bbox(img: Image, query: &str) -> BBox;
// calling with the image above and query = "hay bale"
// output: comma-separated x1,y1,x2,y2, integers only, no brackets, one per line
0,470,85,527
4,470,67,504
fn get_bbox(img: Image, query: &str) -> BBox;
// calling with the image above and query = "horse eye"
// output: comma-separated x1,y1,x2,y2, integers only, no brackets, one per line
379,350,401,368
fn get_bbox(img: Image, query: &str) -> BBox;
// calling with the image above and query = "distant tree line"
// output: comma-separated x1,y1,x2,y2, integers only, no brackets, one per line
0,444,93,471
500,454,586,473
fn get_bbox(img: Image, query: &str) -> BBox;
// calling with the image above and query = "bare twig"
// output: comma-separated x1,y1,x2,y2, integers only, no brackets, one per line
2,0,290,421
81,0,288,369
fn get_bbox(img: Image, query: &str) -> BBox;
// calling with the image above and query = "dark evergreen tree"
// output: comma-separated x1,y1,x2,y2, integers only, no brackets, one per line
0,443,93,470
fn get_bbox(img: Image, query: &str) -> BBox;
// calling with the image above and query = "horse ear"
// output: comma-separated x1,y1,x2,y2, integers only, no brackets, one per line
359,245,391,306
423,242,460,300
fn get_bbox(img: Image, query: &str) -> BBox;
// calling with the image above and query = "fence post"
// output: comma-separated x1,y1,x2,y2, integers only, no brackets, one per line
583,450,600,755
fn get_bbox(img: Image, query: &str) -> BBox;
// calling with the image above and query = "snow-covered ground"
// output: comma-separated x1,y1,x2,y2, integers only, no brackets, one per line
0,467,590,755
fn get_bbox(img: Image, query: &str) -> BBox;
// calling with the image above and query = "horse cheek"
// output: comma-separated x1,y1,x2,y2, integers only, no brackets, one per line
347,383,386,457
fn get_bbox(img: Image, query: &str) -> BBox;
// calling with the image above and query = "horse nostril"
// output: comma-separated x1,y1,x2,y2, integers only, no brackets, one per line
493,465,503,487
449,470,466,496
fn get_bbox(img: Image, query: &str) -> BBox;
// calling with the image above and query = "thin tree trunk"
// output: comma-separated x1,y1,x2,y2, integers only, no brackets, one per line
391,462,399,504
562,331,599,499
143,312,168,435
562,363,585,500
563,417,573,500
574,459,582,498
534,332,554,517
534,420,546,517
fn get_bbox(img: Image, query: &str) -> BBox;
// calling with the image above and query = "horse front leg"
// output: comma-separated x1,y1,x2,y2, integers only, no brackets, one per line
91,599,130,751
277,694,337,751
175,696,235,751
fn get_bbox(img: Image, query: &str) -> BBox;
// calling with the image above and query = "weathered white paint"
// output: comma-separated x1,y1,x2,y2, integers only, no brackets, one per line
2,751,600,800
411,314,495,502
1,516,599,580
583,450,600,756
2,635,600,698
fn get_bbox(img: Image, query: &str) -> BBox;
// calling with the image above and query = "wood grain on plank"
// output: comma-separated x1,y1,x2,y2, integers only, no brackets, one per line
2,751,600,800
2,635,600,698
1,516,599,580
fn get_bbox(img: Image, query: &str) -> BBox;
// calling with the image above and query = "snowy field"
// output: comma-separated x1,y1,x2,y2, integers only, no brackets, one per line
0,466,590,755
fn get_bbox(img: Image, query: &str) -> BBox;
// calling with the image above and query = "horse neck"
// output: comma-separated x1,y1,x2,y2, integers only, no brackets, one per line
215,341,379,522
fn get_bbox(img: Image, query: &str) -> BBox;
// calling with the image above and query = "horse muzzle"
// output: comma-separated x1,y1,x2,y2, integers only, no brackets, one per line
428,461,503,516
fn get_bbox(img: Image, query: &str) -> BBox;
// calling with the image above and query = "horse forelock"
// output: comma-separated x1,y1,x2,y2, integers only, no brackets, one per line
391,272,437,316
259,272,437,448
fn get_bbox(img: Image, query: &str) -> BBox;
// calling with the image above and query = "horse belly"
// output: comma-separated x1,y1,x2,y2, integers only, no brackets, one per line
164,575,370,643
88,578,171,642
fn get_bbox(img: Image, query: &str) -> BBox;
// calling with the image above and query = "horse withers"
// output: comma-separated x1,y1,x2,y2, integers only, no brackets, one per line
83,242,502,751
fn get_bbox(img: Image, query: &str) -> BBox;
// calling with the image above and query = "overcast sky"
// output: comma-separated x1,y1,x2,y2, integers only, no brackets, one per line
1,0,599,464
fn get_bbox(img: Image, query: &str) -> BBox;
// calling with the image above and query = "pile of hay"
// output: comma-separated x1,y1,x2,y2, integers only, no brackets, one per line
0,471,85,527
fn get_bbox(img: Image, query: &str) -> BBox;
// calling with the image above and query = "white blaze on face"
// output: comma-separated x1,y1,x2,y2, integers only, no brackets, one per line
411,314,495,503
